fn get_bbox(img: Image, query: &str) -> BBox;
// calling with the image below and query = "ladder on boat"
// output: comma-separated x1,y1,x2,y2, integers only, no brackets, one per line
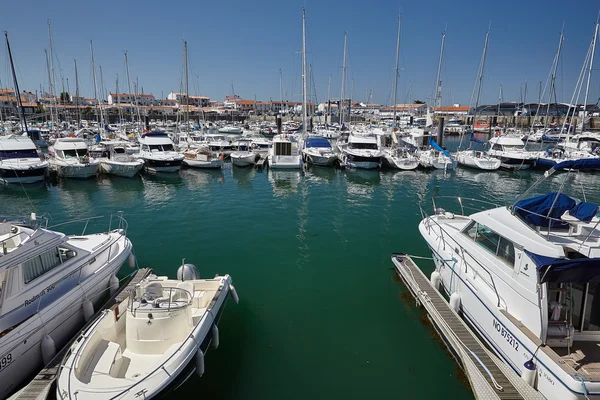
392,254,545,400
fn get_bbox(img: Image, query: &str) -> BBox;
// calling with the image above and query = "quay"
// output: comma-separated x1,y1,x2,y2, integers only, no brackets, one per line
392,254,544,400
13,268,152,400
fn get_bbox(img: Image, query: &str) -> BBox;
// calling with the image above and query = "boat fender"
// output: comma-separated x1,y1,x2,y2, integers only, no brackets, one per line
229,284,240,304
109,274,119,297
521,360,536,388
128,252,136,269
449,292,461,313
195,349,205,377
430,271,441,291
211,324,220,349
83,300,94,322
41,335,56,365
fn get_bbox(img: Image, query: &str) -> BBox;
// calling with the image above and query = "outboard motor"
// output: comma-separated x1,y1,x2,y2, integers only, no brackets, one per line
177,260,200,281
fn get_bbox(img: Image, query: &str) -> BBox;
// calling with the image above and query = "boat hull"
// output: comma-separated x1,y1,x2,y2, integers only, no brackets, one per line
182,158,223,169
0,164,47,183
100,160,144,177
302,150,337,167
456,153,501,170
268,156,302,169
231,153,257,167
143,158,183,173
50,161,100,179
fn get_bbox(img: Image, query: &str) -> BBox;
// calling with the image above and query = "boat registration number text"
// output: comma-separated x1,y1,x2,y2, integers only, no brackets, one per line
492,319,519,351
0,354,13,371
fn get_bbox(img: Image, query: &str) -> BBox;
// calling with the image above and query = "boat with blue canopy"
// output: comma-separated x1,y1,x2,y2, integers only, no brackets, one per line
302,136,337,167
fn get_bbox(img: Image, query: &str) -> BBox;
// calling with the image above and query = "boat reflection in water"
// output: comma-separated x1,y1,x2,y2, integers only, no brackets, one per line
344,168,380,201
304,165,337,184
268,170,301,197
231,164,256,189
141,173,183,206
181,168,225,191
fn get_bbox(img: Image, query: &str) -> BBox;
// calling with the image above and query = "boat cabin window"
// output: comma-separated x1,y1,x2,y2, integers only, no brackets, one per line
63,149,88,158
0,150,39,160
275,142,292,156
349,142,378,150
492,144,502,151
113,147,126,154
149,144,174,152
463,221,515,267
22,246,77,284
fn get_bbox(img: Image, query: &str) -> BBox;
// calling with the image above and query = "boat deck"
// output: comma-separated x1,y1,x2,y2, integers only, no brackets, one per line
392,254,544,400
13,268,152,400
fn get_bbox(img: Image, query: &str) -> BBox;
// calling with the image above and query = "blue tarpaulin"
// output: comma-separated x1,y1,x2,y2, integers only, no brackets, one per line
554,158,600,171
514,192,576,228
525,250,600,284
470,135,485,145
104,124,115,132
570,202,599,222
428,137,452,158
541,134,562,143
305,137,331,149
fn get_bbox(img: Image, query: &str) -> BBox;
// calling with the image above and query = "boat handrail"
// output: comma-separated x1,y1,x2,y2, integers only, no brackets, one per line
128,286,192,314
420,209,504,309
47,212,128,236
424,196,502,217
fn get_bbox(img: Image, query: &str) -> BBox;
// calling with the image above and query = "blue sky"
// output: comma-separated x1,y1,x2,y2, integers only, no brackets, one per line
1,0,599,106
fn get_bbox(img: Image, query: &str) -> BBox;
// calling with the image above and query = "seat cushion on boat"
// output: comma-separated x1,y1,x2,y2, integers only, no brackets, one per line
95,341,123,377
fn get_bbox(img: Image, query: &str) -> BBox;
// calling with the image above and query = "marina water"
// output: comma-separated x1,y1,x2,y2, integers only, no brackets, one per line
3,138,599,399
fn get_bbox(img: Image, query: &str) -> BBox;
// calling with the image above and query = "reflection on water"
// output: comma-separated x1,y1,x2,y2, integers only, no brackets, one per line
268,170,301,197
230,165,256,189
141,173,183,207
0,181,49,216
180,168,225,191
296,178,310,269
304,165,337,184
345,169,380,201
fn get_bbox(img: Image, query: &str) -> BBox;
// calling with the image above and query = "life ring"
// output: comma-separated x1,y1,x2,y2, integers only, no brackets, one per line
251,143,257,149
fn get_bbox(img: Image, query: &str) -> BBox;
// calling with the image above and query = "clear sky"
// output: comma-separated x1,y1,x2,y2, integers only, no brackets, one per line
1,0,599,107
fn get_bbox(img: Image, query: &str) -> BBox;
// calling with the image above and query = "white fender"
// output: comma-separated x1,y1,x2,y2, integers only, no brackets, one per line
83,300,94,322
430,271,441,291
229,284,239,304
211,324,219,349
128,252,136,269
109,274,119,297
521,360,537,388
195,349,205,377
41,335,56,365
449,292,461,313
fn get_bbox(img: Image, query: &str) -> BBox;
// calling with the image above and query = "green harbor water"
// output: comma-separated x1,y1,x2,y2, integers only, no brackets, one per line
4,137,600,399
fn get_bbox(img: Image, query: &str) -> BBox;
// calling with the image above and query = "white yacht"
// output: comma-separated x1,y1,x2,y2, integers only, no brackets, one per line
487,135,537,170
0,213,133,399
48,138,100,179
559,132,600,155
418,159,600,400
218,125,243,134
182,148,223,169
96,141,145,178
230,139,258,167
455,149,501,170
202,134,234,156
302,136,337,167
268,135,302,169
382,146,419,170
0,134,48,183
340,133,382,169
56,263,238,400
136,131,184,173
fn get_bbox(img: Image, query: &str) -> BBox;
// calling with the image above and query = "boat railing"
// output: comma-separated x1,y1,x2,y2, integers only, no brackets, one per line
128,286,193,314
420,196,502,219
420,208,505,309
47,211,128,236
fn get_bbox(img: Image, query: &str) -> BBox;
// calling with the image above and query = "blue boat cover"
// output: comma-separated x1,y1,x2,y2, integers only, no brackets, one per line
525,250,600,284
142,131,169,138
541,134,562,143
104,124,115,132
428,137,452,158
554,158,600,171
470,135,485,145
570,202,599,222
514,192,576,228
305,137,331,149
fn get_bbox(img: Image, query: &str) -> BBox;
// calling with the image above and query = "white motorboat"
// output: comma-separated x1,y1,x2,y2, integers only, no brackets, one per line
182,148,223,169
0,134,48,183
417,158,600,400
402,127,456,170
230,139,258,167
487,135,537,170
382,147,419,170
25,129,48,148
302,136,337,167
218,125,243,134
48,138,100,179
136,131,184,173
96,141,145,178
268,135,302,169
56,263,238,400
559,132,600,155
0,213,133,399
339,133,382,169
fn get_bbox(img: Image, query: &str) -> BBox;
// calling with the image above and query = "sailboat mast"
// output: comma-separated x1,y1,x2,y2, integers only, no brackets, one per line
5,32,29,134
44,49,54,126
48,20,58,129
74,58,80,127
545,31,564,127
90,40,101,132
327,75,331,123
99,65,106,127
279,69,283,103
473,28,490,128
302,8,307,136
116,74,123,125
582,22,599,132
340,32,347,126
434,31,446,109
392,15,401,133
184,40,190,135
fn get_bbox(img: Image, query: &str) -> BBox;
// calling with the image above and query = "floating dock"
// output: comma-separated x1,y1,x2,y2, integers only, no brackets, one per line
255,157,266,169
14,268,152,400
392,254,544,400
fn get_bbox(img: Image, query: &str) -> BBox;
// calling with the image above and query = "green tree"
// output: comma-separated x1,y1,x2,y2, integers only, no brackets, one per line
83,106,92,115
60,92,70,103
413,100,425,104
